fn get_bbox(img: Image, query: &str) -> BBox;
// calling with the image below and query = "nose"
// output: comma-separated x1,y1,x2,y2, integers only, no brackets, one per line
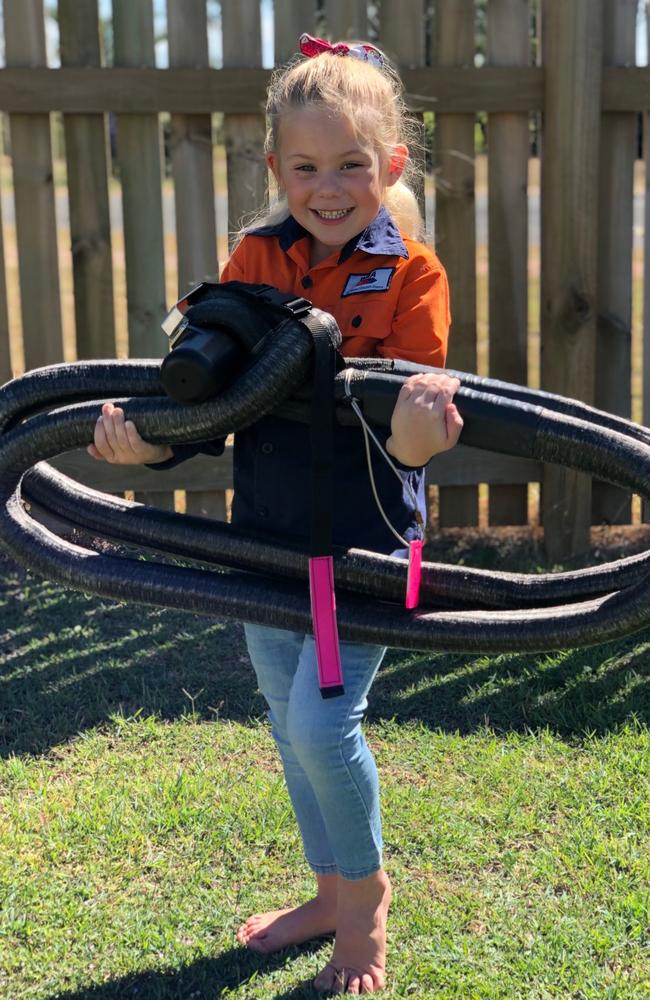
315,169,342,197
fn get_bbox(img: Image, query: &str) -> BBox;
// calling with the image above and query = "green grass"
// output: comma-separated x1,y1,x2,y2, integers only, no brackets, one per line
1,547,649,1000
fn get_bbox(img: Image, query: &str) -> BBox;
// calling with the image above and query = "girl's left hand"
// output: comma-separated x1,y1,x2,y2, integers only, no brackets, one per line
385,372,464,467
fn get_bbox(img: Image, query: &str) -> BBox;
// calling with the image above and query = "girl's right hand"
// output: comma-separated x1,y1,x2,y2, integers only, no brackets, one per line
87,402,173,465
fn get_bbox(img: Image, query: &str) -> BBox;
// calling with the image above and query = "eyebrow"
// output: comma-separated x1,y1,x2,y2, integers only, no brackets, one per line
285,150,367,160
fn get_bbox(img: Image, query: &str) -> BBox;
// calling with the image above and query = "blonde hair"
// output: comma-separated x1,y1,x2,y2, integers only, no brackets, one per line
238,47,423,242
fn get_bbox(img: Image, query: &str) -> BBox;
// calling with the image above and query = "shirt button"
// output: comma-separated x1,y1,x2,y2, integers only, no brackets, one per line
257,506,269,518
261,442,274,454
351,315,363,328
301,275,313,288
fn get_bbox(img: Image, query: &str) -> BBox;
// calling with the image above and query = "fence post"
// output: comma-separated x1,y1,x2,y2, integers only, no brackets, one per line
541,0,603,559
323,0,368,41
113,0,172,510
3,0,63,370
487,0,530,527
167,0,218,292
434,0,478,528
0,167,10,384
167,0,223,521
645,5,650,523
222,0,267,250
274,1,317,65
379,0,427,218
593,0,637,526
58,0,116,361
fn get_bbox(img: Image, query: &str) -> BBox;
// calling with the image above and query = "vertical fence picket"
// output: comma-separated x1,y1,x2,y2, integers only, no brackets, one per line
167,0,224,520
487,0,529,526
323,0,368,40
593,0,636,526
0,181,10,384
58,0,115,361
113,0,172,510
222,0,267,251
274,0,317,65
434,0,478,528
3,0,63,370
167,0,217,292
379,0,426,217
541,0,603,558
641,0,650,523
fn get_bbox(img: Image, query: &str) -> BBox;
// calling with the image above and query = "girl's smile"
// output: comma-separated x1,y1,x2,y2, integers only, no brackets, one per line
266,107,405,265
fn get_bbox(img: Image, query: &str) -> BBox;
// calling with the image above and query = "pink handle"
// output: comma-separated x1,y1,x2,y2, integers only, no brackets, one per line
309,556,344,697
405,539,423,609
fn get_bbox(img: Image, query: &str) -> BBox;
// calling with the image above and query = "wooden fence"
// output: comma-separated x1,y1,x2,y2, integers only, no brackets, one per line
0,0,647,558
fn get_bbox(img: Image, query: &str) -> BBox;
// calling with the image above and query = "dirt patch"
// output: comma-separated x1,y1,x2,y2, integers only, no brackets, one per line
423,524,650,573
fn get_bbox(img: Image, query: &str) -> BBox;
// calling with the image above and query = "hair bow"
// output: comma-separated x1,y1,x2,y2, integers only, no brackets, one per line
299,32,384,68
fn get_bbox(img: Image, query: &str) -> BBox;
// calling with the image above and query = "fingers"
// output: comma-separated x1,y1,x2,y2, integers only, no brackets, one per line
89,402,138,463
88,404,115,462
388,372,463,465
400,372,460,401
399,373,460,417
88,402,173,465
444,402,465,446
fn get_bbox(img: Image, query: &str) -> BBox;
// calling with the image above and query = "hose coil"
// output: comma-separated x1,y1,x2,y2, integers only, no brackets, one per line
1,307,650,655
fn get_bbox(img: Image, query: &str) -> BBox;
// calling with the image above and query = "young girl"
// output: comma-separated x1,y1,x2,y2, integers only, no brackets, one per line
89,35,462,995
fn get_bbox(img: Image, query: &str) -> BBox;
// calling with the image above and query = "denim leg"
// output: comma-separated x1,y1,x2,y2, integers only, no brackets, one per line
286,634,387,881
244,623,338,873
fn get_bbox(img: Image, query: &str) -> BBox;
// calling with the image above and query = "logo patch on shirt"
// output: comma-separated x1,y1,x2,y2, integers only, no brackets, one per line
341,267,395,297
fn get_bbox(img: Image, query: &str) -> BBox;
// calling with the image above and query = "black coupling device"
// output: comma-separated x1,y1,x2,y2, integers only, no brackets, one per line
160,281,313,403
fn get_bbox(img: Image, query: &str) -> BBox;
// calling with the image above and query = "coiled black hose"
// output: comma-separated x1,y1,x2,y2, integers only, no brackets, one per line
1,321,650,653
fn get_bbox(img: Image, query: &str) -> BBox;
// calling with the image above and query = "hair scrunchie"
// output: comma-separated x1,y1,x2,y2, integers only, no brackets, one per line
298,32,385,69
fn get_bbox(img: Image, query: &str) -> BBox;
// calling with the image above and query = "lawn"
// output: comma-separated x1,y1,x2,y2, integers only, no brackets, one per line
1,527,649,1000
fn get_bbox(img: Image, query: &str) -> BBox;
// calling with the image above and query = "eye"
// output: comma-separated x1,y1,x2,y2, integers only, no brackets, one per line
294,163,315,172
342,161,364,170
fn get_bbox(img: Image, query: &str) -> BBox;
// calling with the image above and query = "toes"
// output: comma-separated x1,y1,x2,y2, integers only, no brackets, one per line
360,972,378,993
246,935,274,954
314,962,345,994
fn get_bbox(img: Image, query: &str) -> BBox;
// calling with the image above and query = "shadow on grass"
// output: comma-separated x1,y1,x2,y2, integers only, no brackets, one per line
40,939,329,1000
1,548,648,758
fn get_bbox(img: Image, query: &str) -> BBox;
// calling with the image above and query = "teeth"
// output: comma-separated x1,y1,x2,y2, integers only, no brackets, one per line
315,209,350,219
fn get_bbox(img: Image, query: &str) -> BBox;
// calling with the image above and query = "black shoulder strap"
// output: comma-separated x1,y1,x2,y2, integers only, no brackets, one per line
302,311,339,557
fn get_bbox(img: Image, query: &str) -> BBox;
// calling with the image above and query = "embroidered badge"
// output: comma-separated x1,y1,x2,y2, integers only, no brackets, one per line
342,267,395,296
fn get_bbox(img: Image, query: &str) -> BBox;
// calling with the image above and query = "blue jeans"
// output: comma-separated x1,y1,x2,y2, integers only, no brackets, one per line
244,623,387,881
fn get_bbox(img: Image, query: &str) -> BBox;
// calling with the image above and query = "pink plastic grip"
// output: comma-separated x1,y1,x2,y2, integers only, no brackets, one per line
309,555,344,696
405,539,423,609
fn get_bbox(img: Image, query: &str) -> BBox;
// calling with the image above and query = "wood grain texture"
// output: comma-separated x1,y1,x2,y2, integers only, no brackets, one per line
59,0,116,361
540,0,603,557
0,67,544,113
593,0,636,525
323,0,368,41
113,0,170,510
3,0,63,370
434,0,478,527
487,0,530,526
222,0,267,248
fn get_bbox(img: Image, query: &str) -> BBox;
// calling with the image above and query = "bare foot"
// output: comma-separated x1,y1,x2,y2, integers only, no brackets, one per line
237,875,337,954
313,869,392,995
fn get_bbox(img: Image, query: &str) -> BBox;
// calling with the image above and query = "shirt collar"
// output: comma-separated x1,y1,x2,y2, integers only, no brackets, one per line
248,205,409,263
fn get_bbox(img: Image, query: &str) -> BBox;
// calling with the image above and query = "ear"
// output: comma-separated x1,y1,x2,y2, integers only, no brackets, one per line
266,151,281,184
386,144,408,187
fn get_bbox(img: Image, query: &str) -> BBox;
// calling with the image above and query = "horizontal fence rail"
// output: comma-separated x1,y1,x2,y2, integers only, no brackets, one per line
2,67,650,113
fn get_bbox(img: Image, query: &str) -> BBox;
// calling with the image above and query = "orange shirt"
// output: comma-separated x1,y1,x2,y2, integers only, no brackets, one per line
221,206,450,367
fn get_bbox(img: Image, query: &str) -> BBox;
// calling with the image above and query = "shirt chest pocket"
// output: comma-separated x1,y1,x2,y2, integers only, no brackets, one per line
337,294,397,342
